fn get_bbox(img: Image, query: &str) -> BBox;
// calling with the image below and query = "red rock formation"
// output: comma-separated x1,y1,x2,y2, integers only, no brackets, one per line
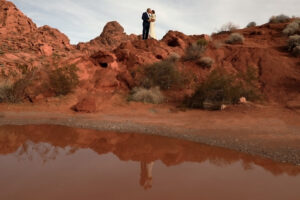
72,96,97,113
0,0,37,35
77,21,137,54
0,0,299,111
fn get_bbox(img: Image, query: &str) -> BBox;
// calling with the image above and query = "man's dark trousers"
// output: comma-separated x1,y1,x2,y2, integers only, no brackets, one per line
142,12,150,40
143,23,150,40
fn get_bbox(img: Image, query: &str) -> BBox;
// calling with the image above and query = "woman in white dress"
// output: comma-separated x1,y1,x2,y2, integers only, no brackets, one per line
149,10,157,39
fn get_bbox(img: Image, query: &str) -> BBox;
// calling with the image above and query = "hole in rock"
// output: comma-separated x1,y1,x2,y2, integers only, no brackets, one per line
99,63,108,68
167,38,180,47
156,55,163,60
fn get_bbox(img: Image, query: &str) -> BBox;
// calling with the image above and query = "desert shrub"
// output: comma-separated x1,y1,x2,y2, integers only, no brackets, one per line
0,78,31,103
183,39,207,61
128,87,164,104
167,52,180,62
196,57,214,68
287,35,300,51
218,22,239,33
226,33,245,44
184,67,261,110
0,83,16,103
141,59,182,90
292,45,300,56
247,21,256,28
0,50,4,55
269,14,290,23
197,38,209,46
49,64,79,96
0,65,36,103
17,64,30,75
283,20,300,35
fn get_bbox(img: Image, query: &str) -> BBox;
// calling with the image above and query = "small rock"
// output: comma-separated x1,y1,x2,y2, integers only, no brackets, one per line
239,97,247,104
221,104,227,110
72,97,97,113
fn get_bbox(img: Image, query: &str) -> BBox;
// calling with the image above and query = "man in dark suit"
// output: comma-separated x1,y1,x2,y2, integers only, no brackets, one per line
142,8,152,40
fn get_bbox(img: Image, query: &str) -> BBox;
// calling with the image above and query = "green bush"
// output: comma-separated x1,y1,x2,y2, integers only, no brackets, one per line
247,22,256,28
283,20,300,35
184,67,261,110
49,64,79,96
269,14,290,23
128,87,164,104
226,33,245,44
142,59,182,90
183,39,207,61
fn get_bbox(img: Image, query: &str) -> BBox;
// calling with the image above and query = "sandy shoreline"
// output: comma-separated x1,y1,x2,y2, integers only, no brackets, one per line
1,103,300,165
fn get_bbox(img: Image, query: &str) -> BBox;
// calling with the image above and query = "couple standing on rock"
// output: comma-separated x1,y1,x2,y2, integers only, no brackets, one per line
142,8,156,40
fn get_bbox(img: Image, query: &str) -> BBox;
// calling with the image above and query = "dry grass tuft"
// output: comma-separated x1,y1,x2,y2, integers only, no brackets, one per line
128,87,164,104
226,33,245,44
218,22,239,33
283,20,300,35
196,57,214,68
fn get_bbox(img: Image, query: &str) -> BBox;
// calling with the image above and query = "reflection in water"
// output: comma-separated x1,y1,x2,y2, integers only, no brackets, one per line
0,124,299,177
16,141,60,163
0,125,300,200
140,161,154,190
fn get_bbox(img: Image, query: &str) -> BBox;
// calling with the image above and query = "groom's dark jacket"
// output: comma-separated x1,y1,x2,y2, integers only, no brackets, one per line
142,12,150,26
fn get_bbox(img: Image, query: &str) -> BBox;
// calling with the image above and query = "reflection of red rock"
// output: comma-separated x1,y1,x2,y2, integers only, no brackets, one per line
0,124,299,177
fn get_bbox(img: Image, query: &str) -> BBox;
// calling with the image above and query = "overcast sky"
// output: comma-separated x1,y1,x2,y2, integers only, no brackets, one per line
10,0,300,44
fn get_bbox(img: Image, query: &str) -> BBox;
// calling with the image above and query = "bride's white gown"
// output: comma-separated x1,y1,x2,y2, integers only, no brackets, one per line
149,14,157,39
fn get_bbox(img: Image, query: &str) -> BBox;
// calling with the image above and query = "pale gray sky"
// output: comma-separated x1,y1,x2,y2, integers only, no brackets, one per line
10,0,300,44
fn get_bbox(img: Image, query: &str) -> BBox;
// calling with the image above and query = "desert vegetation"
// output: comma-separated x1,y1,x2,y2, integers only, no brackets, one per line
48,64,79,96
141,59,183,90
184,67,261,110
0,65,36,103
269,14,290,23
283,20,300,35
292,46,300,56
167,52,181,62
287,34,300,56
218,22,239,33
196,57,214,68
128,87,164,104
183,39,208,61
246,21,256,28
226,33,245,44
